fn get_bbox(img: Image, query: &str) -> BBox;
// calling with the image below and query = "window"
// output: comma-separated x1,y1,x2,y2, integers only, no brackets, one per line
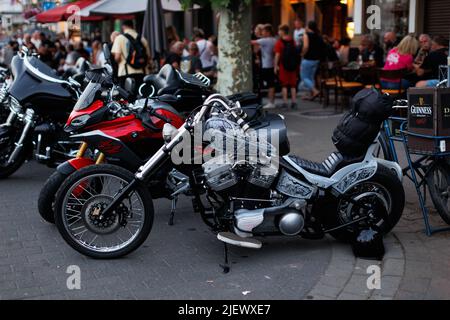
364,0,410,41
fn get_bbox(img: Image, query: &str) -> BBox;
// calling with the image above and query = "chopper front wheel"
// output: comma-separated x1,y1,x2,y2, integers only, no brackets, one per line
54,164,154,259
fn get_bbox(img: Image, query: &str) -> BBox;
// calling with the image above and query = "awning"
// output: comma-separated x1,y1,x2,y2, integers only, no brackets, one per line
89,0,198,15
90,0,147,15
161,0,200,11
34,0,102,23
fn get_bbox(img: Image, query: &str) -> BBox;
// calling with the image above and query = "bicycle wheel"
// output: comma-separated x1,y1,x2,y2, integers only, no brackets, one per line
425,161,450,225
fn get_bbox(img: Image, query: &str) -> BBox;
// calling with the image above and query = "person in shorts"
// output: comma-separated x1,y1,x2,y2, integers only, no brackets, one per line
251,24,277,109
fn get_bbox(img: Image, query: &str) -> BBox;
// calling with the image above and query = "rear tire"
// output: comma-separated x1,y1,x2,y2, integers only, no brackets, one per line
326,165,405,242
54,164,154,259
38,171,68,223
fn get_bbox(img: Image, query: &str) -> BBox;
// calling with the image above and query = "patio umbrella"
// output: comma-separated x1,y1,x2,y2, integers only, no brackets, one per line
142,0,167,62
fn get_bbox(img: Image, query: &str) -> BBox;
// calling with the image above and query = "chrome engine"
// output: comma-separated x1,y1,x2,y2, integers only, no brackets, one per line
201,114,310,237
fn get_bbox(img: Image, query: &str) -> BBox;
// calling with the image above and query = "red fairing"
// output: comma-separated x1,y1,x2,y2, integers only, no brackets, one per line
87,109,184,143
67,157,96,170
151,109,184,129
66,100,105,126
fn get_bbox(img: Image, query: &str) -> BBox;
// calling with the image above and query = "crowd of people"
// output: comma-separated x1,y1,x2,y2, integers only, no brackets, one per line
0,18,448,108
0,21,219,97
251,18,449,109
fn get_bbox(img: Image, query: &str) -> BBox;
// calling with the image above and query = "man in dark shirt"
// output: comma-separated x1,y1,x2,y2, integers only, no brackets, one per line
360,34,384,67
415,36,448,88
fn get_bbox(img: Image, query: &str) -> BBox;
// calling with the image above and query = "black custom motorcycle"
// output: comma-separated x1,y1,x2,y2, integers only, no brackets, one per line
0,50,83,178
53,93,405,266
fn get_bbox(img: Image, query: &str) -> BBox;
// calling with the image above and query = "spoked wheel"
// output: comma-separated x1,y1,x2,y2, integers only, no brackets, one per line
327,165,405,242
425,161,450,225
54,164,154,259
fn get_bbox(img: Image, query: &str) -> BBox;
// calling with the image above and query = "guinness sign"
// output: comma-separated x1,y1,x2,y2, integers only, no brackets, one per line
409,94,433,129
407,87,450,154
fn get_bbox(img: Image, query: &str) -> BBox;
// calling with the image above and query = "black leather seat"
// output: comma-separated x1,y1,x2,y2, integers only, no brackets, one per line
143,65,180,95
287,152,364,177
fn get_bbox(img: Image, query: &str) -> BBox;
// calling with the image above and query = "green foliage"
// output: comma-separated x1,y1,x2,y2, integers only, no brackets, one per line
179,0,251,10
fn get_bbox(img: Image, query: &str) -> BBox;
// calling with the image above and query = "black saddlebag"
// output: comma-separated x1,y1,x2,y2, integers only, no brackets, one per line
332,88,393,157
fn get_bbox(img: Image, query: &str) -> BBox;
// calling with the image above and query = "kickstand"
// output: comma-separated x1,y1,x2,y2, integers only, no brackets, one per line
168,197,177,226
220,242,230,274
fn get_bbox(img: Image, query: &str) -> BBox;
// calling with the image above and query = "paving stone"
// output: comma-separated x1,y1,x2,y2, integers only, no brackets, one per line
382,258,405,277
341,275,372,297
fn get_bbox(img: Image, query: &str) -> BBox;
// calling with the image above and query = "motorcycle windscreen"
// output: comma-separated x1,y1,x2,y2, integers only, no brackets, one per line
74,82,102,111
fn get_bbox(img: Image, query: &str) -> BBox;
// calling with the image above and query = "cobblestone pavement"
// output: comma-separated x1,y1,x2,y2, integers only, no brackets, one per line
0,100,449,299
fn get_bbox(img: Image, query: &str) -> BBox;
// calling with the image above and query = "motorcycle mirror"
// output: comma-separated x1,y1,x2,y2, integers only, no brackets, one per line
103,43,111,62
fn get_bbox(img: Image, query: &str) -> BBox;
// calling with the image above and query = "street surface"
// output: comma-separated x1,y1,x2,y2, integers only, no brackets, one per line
1,100,450,299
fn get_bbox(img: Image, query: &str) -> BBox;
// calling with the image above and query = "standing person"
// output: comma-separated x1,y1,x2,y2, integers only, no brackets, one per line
166,26,180,49
111,20,151,95
251,24,277,109
91,40,106,67
274,24,299,109
300,21,324,101
293,18,305,49
252,24,264,96
181,42,203,74
193,28,215,74
381,35,419,90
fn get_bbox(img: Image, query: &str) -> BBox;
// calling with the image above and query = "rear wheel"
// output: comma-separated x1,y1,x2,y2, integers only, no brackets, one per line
327,165,405,242
425,161,450,225
54,164,154,259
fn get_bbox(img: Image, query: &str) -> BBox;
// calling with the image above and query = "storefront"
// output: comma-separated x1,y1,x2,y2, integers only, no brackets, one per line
352,0,450,44
252,0,350,40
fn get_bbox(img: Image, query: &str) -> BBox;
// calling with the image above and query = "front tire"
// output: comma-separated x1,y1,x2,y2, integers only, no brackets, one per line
38,171,68,223
0,145,29,179
54,164,154,259
326,165,405,242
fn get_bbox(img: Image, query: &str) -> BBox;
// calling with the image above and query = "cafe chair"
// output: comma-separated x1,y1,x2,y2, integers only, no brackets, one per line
377,68,408,98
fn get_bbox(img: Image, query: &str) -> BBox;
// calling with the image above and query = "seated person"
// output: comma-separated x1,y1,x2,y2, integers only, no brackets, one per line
415,36,448,88
360,34,384,67
380,35,419,89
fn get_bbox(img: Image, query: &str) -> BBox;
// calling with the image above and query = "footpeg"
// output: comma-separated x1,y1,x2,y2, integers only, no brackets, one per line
217,232,262,249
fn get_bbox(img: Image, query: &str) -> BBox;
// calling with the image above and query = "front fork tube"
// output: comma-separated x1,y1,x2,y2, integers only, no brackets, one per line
8,109,34,164
76,142,105,164
4,110,17,127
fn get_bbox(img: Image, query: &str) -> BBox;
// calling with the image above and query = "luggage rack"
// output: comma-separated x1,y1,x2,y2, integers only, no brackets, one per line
383,114,450,236
176,70,211,88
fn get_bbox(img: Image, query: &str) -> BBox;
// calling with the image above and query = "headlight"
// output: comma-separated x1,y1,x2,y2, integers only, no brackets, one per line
69,114,91,129
9,96,22,113
163,123,178,143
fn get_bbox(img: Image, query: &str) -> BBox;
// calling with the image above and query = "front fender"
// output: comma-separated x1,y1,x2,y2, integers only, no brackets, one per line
57,158,96,175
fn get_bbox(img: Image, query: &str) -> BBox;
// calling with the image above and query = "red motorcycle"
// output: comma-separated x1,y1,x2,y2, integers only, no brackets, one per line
38,67,184,223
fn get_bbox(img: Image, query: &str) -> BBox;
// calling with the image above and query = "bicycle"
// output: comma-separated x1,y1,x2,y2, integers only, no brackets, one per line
376,98,450,235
